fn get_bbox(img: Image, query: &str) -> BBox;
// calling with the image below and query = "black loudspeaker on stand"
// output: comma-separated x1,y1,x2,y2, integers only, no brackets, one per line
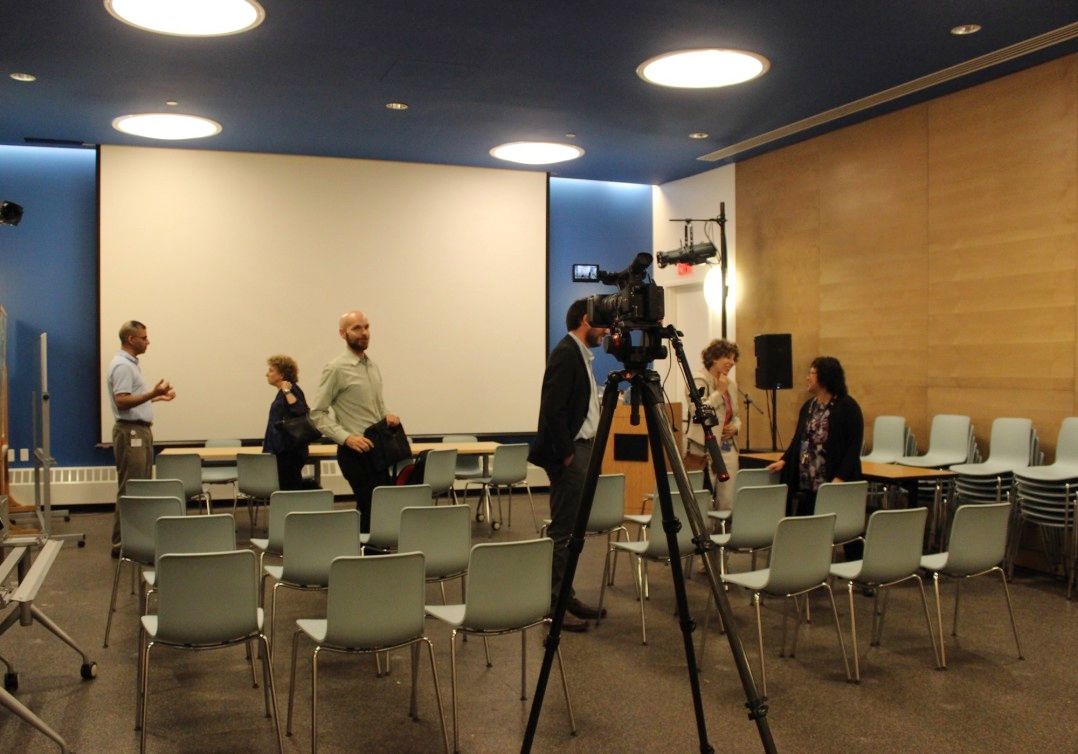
522,325,775,754
754,333,792,452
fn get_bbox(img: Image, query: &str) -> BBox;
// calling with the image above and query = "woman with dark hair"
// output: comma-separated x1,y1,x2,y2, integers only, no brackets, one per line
262,354,311,490
767,356,863,522
685,339,741,509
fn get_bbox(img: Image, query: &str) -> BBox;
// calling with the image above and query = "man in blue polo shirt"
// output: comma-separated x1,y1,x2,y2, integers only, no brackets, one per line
106,320,176,555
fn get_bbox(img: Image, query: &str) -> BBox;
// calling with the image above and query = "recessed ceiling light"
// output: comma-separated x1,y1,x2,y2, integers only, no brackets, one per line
637,49,769,88
689,132,709,140
565,132,577,139
385,102,409,111
164,100,178,106
104,0,265,37
489,142,584,165
10,72,37,82
950,24,982,36
112,113,222,140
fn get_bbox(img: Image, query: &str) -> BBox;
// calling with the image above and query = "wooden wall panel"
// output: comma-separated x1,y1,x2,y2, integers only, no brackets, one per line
734,53,1077,460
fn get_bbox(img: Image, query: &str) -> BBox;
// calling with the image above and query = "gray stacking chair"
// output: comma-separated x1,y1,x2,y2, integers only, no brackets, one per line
286,553,450,754
861,416,909,463
261,509,362,655
201,438,241,506
155,454,212,513
424,539,575,754
708,467,778,532
951,418,1034,505
920,503,1023,668
461,443,535,532
104,495,185,648
399,505,472,604
138,550,283,754
362,484,433,553
540,474,629,613
237,453,280,532
127,478,185,507
422,448,459,505
602,489,711,644
626,469,706,528
717,514,850,696
710,484,788,574
250,489,335,573
829,507,941,682
444,433,483,485
814,481,869,551
898,414,972,468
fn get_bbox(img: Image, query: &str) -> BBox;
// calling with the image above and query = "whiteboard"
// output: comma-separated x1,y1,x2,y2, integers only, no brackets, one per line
99,145,547,442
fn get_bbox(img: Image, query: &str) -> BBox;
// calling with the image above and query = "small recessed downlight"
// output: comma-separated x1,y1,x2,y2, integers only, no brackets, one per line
637,49,769,89
104,0,264,37
112,113,222,140
385,102,409,110
10,72,37,82
689,132,709,140
489,142,584,165
950,24,982,36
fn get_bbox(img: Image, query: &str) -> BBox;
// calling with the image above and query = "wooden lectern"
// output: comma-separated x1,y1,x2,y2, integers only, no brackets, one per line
600,402,682,515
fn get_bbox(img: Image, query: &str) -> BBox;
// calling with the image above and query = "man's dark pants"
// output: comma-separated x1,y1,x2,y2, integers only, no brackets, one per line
545,438,593,605
337,444,389,533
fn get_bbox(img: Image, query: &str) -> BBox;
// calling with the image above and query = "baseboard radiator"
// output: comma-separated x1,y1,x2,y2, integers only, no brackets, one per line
7,462,550,506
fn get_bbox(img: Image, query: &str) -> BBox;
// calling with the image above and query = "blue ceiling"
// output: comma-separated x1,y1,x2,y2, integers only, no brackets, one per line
1,1,1075,184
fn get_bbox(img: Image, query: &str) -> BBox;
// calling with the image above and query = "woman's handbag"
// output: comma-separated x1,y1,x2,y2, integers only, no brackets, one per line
275,414,322,445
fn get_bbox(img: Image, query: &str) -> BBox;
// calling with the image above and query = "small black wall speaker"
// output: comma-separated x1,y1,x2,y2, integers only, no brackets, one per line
754,333,793,390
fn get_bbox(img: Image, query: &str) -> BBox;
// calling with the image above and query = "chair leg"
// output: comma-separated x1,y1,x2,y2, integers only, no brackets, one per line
554,644,577,735
135,622,145,730
634,555,647,645
287,630,301,736
525,483,538,533
269,583,280,658
482,637,492,668
450,631,460,754
597,543,613,625
423,638,451,754
752,592,766,698
929,573,947,668
952,580,962,637
824,584,852,682
308,645,319,754
520,629,527,701
139,641,153,754
410,643,420,719
786,596,798,658
993,567,1024,659
104,557,125,648
247,637,259,687
847,582,860,683
914,576,943,670
698,589,711,667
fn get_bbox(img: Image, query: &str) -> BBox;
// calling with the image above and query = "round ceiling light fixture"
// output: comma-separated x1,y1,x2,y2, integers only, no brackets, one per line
950,24,982,36
104,0,265,37
637,48,769,89
10,72,37,82
112,112,222,140
489,142,584,165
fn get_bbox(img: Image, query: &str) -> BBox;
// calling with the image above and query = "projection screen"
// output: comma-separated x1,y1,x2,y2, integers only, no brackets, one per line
99,145,547,442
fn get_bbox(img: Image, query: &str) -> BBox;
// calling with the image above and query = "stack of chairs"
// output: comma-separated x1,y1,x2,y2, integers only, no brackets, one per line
951,418,1036,506
1013,418,1078,599
860,416,916,508
898,414,977,511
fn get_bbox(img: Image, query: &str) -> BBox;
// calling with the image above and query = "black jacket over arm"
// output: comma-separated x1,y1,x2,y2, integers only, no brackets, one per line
528,335,591,472
262,383,311,455
779,394,864,496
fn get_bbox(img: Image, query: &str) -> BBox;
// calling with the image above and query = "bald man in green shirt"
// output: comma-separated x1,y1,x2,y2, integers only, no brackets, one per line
310,310,400,532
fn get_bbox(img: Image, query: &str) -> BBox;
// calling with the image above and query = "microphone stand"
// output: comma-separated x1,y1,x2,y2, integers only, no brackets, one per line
739,388,766,453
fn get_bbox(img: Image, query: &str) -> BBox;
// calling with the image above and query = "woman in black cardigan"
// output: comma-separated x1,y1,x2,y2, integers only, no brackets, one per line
262,354,311,490
767,356,863,524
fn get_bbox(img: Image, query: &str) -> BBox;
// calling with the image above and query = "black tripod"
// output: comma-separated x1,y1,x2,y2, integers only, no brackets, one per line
522,325,775,753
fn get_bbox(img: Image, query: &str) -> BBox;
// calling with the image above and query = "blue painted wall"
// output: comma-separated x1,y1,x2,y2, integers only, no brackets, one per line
0,145,108,467
547,177,653,382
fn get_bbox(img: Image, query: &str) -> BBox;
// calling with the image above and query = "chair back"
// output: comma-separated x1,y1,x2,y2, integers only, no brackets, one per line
657,469,706,496
422,448,458,496
814,481,869,542
203,438,241,472
734,468,778,495
926,415,972,459
944,503,1010,575
862,416,908,462
984,418,1034,467
324,552,426,648
463,539,552,631
281,509,361,585
1054,417,1078,464
587,474,626,533
398,505,471,579
155,514,236,560
726,484,788,549
237,453,279,499
645,489,711,559
155,454,204,500
444,434,482,476
367,485,434,550
156,550,257,644
488,443,529,485
765,514,837,594
127,478,185,504
266,489,334,552
119,495,185,564
860,507,928,583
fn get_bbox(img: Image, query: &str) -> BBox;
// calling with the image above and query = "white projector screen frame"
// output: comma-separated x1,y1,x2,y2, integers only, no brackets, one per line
99,145,547,443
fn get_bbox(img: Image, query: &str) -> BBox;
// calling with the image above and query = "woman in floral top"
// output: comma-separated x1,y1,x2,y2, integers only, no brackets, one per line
767,357,863,536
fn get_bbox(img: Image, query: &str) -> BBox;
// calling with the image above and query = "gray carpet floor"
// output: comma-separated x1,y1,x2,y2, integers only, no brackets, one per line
0,496,1075,753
